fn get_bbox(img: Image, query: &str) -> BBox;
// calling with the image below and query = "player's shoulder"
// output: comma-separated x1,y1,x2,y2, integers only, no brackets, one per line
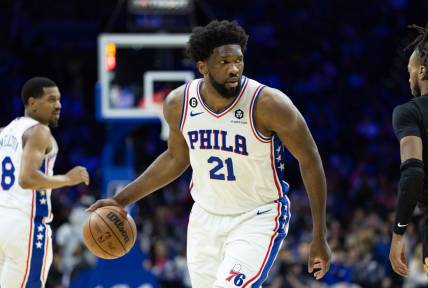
164,83,187,110
256,85,294,113
259,85,291,100
23,123,52,140
163,83,189,125
393,100,420,119
251,85,299,131
410,95,428,113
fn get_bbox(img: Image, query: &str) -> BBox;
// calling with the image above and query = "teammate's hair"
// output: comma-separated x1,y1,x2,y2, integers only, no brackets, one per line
186,20,249,62
21,77,57,105
404,21,428,72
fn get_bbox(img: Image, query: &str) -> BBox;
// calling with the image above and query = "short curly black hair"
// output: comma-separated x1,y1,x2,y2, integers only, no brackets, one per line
21,77,57,105
186,20,249,62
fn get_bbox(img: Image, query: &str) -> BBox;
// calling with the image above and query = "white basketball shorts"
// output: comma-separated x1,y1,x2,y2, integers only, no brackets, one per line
0,207,53,288
187,196,290,288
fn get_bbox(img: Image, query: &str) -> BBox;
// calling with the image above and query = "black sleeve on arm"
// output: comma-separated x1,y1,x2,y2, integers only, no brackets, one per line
392,103,421,140
393,159,425,235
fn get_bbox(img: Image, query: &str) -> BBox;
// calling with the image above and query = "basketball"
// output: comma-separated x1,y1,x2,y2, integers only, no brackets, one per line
83,206,137,259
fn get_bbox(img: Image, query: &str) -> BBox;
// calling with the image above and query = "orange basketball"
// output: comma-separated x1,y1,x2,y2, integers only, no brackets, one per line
83,206,137,259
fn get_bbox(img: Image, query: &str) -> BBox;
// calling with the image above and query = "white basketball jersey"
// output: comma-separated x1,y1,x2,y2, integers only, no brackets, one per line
0,117,57,223
180,77,289,215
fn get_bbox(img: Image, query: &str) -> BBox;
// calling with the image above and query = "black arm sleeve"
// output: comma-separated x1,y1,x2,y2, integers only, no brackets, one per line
392,103,424,234
392,103,421,140
393,159,425,235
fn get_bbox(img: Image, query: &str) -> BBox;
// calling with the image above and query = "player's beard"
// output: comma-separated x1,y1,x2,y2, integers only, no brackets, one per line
208,73,241,99
49,119,59,128
49,111,60,128
411,82,422,97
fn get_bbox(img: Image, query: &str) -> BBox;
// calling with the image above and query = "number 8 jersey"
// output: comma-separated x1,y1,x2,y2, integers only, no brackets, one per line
0,117,57,223
180,77,289,215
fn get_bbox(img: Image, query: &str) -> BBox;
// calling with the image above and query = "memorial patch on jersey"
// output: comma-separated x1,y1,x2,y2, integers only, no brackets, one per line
187,129,249,156
189,97,198,108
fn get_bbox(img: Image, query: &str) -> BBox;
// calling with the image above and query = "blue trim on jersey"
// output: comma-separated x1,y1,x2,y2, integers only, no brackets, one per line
272,135,288,196
251,197,290,288
35,190,48,218
39,159,45,175
178,82,190,129
281,181,289,193
25,220,47,287
35,160,48,218
250,86,271,141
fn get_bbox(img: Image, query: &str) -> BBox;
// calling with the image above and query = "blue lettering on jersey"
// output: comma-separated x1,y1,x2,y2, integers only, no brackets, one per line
199,130,212,149
234,135,248,155
187,130,249,156
221,131,233,152
188,131,198,149
213,130,220,149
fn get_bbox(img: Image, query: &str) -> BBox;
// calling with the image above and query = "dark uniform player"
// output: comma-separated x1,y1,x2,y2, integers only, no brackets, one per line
389,22,428,277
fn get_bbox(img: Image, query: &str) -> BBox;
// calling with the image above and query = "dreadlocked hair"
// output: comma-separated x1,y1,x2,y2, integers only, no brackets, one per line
404,21,428,74
186,20,249,62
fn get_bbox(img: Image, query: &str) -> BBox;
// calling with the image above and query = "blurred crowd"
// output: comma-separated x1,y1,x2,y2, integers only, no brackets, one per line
2,0,428,287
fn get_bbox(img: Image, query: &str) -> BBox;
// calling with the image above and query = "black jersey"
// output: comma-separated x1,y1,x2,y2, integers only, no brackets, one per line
393,93,428,200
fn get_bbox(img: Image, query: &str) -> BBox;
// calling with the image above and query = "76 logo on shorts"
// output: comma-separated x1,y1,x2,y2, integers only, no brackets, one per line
226,264,246,287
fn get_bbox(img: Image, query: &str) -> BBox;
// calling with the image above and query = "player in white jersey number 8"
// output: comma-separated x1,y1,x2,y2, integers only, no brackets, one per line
0,77,89,287
88,20,331,287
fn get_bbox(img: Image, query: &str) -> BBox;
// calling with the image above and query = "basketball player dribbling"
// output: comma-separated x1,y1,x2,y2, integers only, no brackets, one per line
0,77,89,287
89,20,331,287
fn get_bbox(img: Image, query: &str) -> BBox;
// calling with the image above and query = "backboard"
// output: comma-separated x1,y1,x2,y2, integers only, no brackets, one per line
97,33,195,122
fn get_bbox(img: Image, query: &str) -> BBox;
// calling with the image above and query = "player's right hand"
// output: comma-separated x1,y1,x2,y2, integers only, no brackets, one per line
65,166,89,186
86,198,126,215
389,233,408,277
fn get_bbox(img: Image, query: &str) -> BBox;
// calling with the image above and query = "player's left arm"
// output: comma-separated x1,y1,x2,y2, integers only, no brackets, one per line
389,104,424,277
255,87,331,279
392,104,424,234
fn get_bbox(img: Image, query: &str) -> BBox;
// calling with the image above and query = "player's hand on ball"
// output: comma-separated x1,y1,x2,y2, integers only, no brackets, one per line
86,198,126,215
66,166,89,186
308,237,331,280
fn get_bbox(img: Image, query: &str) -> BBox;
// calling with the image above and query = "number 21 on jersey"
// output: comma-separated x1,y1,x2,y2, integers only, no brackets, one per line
1,156,15,190
208,156,236,181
